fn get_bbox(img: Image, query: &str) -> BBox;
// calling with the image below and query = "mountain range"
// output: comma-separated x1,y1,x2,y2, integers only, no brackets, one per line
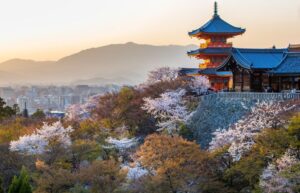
0,42,198,86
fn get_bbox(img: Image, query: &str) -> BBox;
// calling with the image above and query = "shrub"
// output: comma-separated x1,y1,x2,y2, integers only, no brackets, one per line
8,167,32,193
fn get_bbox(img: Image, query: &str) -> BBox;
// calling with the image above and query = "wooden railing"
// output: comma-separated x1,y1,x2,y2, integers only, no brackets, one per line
200,42,233,49
200,92,300,101
207,42,232,48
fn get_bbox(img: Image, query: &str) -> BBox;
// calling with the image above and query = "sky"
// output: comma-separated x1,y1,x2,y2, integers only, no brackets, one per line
0,0,299,62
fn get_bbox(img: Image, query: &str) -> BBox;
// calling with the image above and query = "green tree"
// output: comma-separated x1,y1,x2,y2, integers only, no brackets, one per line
31,109,45,120
0,98,17,121
8,167,32,193
288,113,300,149
12,104,20,115
224,128,292,192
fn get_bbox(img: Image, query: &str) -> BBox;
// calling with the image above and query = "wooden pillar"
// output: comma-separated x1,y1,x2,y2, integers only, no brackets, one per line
232,70,236,91
250,73,253,92
259,72,263,92
241,69,244,92
268,75,272,88
279,77,282,91
292,77,296,89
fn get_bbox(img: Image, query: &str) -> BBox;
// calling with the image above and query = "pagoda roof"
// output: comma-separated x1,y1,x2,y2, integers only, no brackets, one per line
188,47,232,56
219,48,288,70
179,68,200,76
199,68,232,76
179,67,232,76
189,14,245,37
270,52,300,75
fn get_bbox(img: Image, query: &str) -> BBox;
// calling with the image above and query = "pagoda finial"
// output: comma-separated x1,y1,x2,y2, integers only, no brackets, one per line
214,1,218,16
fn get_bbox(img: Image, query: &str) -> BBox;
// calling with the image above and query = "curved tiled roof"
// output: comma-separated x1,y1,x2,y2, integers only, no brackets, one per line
188,47,232,55
179,68,200,75
227,48,288,69
271,52,300,75
199,68,232,76
189,15,245,36
179,67,232,76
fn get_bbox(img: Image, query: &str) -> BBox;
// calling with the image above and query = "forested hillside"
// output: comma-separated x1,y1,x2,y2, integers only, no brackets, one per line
0,68,299,193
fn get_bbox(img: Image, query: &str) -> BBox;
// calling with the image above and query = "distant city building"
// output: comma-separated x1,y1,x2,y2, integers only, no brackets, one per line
0,85,119,115
46,111,65,119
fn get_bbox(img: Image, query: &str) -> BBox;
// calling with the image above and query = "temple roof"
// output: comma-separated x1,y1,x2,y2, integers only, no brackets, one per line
179,68,200,75
188,47,232,56
221,48,288,69
199,68,232,76
183,47,300,76
189,15,245,36
179,67,232,76
189,2,245,37
270,52,300,75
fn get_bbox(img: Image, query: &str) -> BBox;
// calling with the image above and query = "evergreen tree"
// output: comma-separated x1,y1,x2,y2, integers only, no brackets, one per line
8,167,32,193
0,97,17,121
31,109,45,120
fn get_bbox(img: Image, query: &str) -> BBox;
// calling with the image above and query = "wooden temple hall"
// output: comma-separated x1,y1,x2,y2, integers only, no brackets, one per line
180,2,300,92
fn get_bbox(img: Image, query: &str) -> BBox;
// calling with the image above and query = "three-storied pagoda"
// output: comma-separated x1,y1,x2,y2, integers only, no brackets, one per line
181,2,300,92
181,2,245,90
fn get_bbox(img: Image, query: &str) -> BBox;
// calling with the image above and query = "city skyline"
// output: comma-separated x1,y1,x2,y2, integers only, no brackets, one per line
0,0,299,63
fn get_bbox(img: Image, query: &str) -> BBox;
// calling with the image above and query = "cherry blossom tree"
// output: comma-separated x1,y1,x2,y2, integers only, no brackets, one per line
106,137,139,151
10,121,73,155
146,67,179,85
142,89,192,134
65,104,83,120
66,94,102,120
209,101,294,161
122,162,148,180
189,76,210,95
259,150,299,193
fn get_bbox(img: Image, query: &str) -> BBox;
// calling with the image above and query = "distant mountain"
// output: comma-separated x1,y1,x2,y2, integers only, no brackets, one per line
0,42,198,86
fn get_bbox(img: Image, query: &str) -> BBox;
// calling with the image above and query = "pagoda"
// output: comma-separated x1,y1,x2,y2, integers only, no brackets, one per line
184,2,245,90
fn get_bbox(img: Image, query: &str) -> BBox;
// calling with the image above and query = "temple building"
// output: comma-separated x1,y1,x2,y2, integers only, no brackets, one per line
180,2,300,92
217,46,300,92
181,2,245,90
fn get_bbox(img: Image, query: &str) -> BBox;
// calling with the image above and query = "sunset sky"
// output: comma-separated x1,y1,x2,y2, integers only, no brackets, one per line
0,0,299,62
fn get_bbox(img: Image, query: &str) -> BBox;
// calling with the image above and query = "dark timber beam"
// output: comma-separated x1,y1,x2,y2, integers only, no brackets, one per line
292,77,296,89
232,69,236,91
259,72,263,92
241,69,244,92
279,77,282,91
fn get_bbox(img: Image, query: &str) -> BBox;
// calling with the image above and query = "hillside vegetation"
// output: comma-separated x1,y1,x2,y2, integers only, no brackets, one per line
0,68,299,193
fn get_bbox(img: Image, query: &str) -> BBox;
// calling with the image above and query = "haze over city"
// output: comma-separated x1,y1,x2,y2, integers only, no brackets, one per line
0,0,299,62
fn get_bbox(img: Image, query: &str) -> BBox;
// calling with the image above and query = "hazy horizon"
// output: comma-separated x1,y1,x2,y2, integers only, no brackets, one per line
0,0,299,63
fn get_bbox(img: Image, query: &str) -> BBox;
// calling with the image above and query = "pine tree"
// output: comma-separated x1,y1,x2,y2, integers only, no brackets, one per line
8,167,32,193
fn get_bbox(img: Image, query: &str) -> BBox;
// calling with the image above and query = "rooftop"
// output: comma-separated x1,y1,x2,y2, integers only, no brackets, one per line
179,67,232,77
271,52,300,75
188,47,232,56
189,2,245,37
179,68,200,75
223,48,288,69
